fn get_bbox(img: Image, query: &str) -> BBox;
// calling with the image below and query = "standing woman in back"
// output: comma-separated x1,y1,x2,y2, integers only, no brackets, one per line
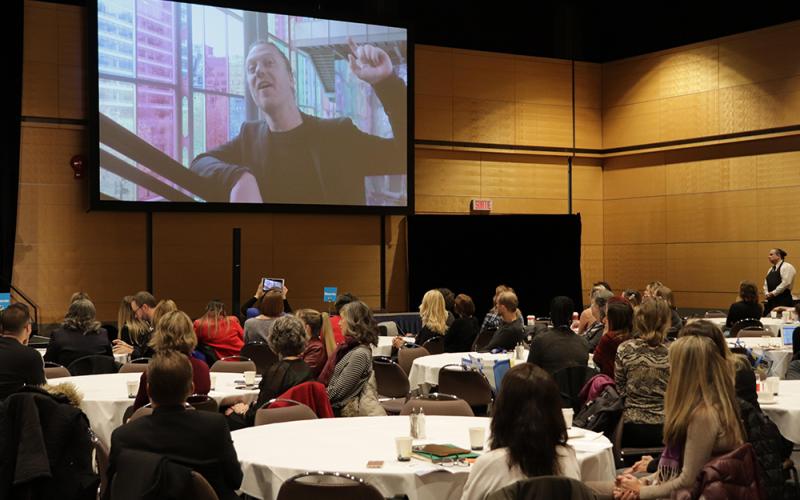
608,335,745,499
194,300,244,359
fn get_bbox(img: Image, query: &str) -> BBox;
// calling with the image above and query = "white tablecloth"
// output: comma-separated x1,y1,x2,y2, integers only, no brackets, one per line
53,372,259,447
762,380,800,443
408,352,527,389
232,416,615,500
729,338,794,378
372,336,416,358
704,317,798,336
37,349,129,364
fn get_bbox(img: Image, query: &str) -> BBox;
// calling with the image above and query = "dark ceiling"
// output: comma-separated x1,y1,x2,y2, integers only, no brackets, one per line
49,0,800,62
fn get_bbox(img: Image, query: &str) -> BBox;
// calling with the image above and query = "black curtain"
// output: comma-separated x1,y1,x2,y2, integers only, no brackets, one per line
407,214,583,319
0,0,23,292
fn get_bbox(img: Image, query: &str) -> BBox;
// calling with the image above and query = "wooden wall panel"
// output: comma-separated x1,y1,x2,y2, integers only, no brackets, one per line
453,97,516,144
603,244,667,292
604,197,667,245
665,242,761,293
414,94,453,141
665,190,759,243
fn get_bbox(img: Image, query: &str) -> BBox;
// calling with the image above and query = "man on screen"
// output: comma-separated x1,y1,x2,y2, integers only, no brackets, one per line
190,38,406,205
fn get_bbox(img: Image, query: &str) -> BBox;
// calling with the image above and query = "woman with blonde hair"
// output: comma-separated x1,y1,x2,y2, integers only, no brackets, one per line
151,299,178,329
614,297,671,449
132,310,210,410
609,335,744,499
194,300,244,359
394,289,448,349
114,295,151,359
295,308,336,377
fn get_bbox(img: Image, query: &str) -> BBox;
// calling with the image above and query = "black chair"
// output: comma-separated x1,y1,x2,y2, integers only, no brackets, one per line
731,318,764,337
437,364,494,416
91,429,110,499
239,342,278,374
277,471,383,500
186,394,219,413
472,327,496,352
372,356,410,415
611,417,664,468
102,324,119,341
738,326,769,338
704,310,727,319
421,336,444,355
67,355,119,376
552,365,595,413
486,475,599,500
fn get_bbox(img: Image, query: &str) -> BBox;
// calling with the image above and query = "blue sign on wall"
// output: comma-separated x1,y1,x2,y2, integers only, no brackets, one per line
0,293,10,311
323,287,337,303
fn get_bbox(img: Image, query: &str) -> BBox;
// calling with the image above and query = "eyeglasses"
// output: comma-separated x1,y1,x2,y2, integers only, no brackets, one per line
437,457,471,468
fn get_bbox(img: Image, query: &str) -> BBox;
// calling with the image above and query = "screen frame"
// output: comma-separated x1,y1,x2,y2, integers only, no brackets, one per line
87,0,413,215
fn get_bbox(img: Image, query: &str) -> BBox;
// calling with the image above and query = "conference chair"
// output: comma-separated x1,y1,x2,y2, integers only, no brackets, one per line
611,417,664,468
186,394,219,413
552,365,595,413
437,364,494,415
486,476,599,500
372,356,410,414
421,335,445,355
91,429,110,500
118,358,151,373
67,354,119,376
731,318,765,337
472,327,496,352
277,471,383,500
397,345,430,375
239,342,278,374
377,321,401,337
400,393,474,417
737,326,769,338
254,398,317,426
44,362,71,379
209,356,256,373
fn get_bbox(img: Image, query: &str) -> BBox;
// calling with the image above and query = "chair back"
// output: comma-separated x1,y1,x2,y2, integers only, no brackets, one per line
210,357,256,373
400,394,474,416
397,345,430,375
378,321,400,337
91,429,110,499
67,355,119,376
277,471,383,500
486,475,599,500
732,318,764,337
372,356,410,398
472,328,496,352
738,326,769,338
611,417,664,468
704,310,727,319
239,342,278,374
188,471,219,500
118,361,149,373
44,364,71,379
254,398,317,426
421,335,445,355
552,365,595,413
437,364,494,408
186,394,219,413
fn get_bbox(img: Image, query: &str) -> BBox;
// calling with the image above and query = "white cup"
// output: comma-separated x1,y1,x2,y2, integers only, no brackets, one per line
126,380,139,399
527,315,536,326
758,389,775,404
469,427,485,451
766,376,780,396
395,436,413,461
562,408,574,428
243,371,256,386
209,374,217,391
770,310,778,319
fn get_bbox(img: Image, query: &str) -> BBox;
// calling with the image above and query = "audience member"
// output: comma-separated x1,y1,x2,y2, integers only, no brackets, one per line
193,300,244,359
583,288,612,352
438,287,456,327
44,298,112,368
461,363,580,500
113,291,157,359
527,296,588,374
243,289,284,344
329,292,357,345
480,285,511,333
592,298,633,377
395,289,448,349
295,308,336,377
725,281,763,330
578,282,612,334
654,286,683,334
485,291,525,351
444,294,480,353
0,303,45,399
108,351,242,500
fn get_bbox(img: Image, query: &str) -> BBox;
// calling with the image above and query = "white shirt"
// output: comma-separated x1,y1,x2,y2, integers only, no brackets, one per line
460,445,581,500
763,260,797,299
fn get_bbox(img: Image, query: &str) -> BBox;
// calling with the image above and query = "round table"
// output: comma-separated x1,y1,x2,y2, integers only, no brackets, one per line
372,336,416,358
702,317,798,336
54,372,259,447
408,352,527,389
762,380,800,444
232,416,615,500
37,349,129,364
729,338,794,378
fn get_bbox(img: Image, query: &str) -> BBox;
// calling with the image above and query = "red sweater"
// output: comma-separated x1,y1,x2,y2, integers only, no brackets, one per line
133,355,211,410
329,315,345,345
592,330,629,377
193,316,244,359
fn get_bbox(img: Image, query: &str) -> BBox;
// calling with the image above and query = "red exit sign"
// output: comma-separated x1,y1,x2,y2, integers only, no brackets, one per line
470,199,493,212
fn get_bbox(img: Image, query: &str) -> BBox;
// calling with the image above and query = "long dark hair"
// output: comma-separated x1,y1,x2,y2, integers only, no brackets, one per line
490,363,567,477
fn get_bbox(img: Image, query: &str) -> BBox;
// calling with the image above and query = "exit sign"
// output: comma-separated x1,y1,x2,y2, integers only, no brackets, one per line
470,199,492,212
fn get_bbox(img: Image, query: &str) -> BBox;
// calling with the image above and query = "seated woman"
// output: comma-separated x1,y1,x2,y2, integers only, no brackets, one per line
592,298,633,377
461,363,580,500
654,286,683,334
193,300,244,359
113,295,152,360
605,335,744,499
444,294,479,353
132,310,210,410
615,298,671,448
319,301,383,416
243,289,284,344
295,309,336,378
394,289,448,350
725,281,763,331
44,298,112,368
225,316,315,429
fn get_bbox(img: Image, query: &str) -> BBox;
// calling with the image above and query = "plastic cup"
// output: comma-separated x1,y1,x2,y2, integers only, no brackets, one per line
243,371,256,386
767,376,780,396
126,380,139,399
469,427,485,451
562,408,574,428
395,436,413,461
210,374,217,391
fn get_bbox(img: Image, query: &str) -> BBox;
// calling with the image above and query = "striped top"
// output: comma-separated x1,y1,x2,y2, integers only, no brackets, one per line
326,345,372,409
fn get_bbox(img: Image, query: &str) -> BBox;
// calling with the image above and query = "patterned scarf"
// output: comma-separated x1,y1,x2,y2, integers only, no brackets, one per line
656,441,684,484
